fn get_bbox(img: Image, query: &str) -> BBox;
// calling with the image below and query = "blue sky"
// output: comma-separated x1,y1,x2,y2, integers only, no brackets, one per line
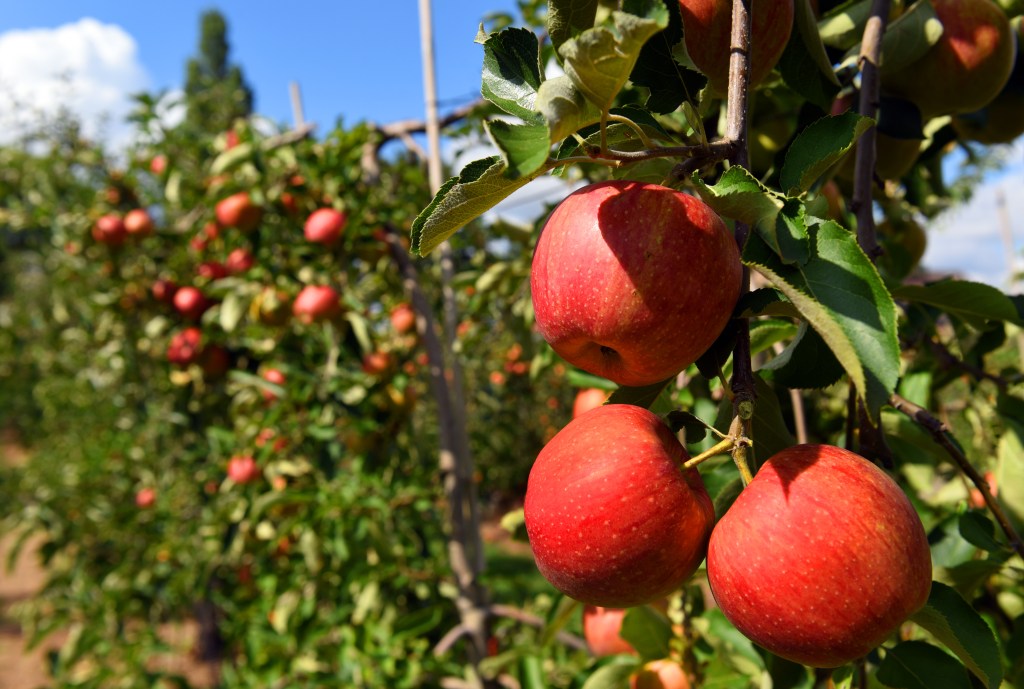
0,1,519,130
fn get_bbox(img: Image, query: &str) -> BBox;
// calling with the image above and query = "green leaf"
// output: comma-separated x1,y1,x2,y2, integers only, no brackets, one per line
580,659,639,689
911,583,1003,689
536,75,603,143
777,0,841,110
218,292,245,332
958,512,1003,553
210,142,255,176
692,166,785,229
547,0,600,53
892,281,1023,329
872,0,943,73
607,378,673,409
620,606,672,660
559,4,668,112
772,200,811,265
664,410,711,442
480,27,544,121
411,157,550,255
877,641,971,689
818,0,873,50
995,421,1024,531
486,120,551,179
628,0,706,113
762,321,845,390
780,113,874,196
742,220,900,416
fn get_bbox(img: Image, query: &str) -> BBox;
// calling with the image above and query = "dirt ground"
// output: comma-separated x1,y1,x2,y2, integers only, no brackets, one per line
0,429,217,688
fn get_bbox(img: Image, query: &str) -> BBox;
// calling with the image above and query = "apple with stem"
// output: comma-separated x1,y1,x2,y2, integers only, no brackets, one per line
292,285,340,324
304,208,347,244
678,0,794,94
531,181,741,387
524,404,714,607
706,444,932,667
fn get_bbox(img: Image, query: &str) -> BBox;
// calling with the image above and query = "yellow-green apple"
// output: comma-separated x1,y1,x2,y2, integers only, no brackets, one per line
92,214,127,246
216,192,263,232
292,285,340,324
631,659,690,689
882,0,1015,117
304,208,347,244
227,455,261,484
573,388,608,418
531,181,740,387
678,0,794,94
390,302,416,334
124,208,154,236
524,404,714,607
706,444,932,667
173,286,211,321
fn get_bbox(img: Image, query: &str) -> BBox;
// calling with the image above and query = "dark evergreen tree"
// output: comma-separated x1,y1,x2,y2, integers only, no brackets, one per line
183,10,253,132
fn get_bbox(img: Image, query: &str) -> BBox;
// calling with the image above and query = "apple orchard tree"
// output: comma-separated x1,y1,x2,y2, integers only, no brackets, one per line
413,0,1024,687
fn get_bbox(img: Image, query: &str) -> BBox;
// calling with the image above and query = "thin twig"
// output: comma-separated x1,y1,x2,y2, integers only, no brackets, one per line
890,393,1024,559
433,604,588,656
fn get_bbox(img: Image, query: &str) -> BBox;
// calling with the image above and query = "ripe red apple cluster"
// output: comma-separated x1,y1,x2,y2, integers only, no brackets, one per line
524,182,931,668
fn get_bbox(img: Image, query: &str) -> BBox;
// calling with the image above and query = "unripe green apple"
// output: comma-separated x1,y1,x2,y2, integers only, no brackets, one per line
678,0,794,94
882,0,1015,117
531,181,741,387
707,444,932,667
524,404,714,607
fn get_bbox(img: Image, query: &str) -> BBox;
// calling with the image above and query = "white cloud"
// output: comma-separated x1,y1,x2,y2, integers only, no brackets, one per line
0,18,149,148
923,141,1024,291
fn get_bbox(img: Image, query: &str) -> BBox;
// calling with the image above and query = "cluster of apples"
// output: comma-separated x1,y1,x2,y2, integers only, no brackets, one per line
523,181,932,672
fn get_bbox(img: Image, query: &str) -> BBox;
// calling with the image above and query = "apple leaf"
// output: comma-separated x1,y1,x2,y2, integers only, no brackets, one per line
872,0,943,74
892,281,1023,329
664,410,711,442
780,113,874,196
995,421,1024,532
620,606,672,661
761,321,844,390
777,0,841,110
210,142,256,176
547,0,601,53
958,512,1003,553
774,200,811,265
485,120,551,179
411,156,550,255
607,378,673,410
580,659,638,689
692,167,788,252
628,0,706,113
736,288,802,320
910,583,1004,689
817,0,873,50
565,369,618,391
559,2,668,113
877,641,971,689
535,75,603,144
742,219,900,417
830,666,856,689
479,27,544,122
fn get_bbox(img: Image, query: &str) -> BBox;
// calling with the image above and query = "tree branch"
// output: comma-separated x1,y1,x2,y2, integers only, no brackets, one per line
890,394,1024,559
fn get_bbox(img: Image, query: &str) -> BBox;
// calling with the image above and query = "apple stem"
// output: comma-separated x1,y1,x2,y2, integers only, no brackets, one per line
599,110,610,155
681,436,736,470
606,113,655,150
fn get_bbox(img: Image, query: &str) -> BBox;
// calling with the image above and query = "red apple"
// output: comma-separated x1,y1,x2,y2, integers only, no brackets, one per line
292,285,340,324
225,247,255,275
678,0,794,94
227,455,261,484
707,444,932,667
969,470,998,509
531,181,741,387
256,428,289,452
573,388,608,419
881,0,1015,117
173,286,210,321
390,303,416,335
149,154,167,175
280,191,299,215
123,208,154,236
167,327,203,366
92,214,127,246
631,659,690,689
200,345,230,379
524,404,714,607
152,278,178,304
304,208,347,244
261,368,286,401
197,261,228,281
362,351,393,376
583,606,637,657
225,129,240,150
216,192,263,232
135,487,156,509
953,20,1024,144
